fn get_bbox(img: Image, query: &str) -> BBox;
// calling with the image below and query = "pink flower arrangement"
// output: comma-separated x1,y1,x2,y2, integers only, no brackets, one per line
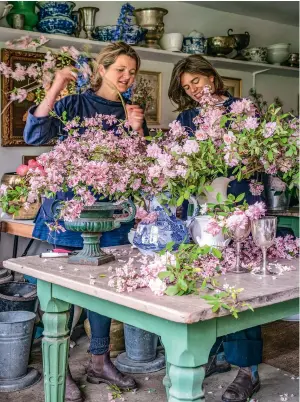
202,192,266,237
193,86,299,193
249,180,264,196
26,113,200,222
0,35,92,108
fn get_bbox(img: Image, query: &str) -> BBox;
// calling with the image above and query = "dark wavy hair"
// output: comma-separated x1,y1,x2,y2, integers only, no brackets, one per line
168,55,225,112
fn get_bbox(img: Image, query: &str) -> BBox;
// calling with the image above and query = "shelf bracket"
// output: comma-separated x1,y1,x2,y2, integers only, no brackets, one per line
252,68,271,89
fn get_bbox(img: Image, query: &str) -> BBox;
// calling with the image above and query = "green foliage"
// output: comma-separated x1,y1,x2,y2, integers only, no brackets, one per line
0,179,30,215
159,241,253,318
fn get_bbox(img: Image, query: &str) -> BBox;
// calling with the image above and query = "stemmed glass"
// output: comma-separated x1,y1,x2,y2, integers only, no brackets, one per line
228,221,251,273
251,217,277,276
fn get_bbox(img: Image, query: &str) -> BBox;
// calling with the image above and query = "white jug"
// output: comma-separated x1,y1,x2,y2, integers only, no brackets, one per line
204,177,232,204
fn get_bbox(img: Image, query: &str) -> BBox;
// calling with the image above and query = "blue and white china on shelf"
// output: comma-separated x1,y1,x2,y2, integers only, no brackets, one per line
37,1,75,19
241,47,268,63
92,24,146,45
182,31,206,54
36,1,76,36
133,195,199,255
92,25,117,42
37,15,76,35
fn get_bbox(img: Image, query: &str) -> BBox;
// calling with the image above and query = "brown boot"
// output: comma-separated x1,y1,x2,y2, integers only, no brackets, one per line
222,367,260,402
204,354,231,378
65,366,83,402
86,352,136,390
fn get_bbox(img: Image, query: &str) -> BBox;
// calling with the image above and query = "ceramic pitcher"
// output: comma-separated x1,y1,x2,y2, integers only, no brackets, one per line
133,194,199,255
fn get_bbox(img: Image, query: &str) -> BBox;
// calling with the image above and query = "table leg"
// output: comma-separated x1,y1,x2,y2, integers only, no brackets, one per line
21,238,35,257
38,280,71,402
161,319,217,402
12,235,19,258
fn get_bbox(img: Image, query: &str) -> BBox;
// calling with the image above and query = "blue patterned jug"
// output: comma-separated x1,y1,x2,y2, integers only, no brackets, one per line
133,195,199,255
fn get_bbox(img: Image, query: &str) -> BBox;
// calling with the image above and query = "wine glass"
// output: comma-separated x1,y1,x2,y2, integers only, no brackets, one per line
228,221,251,274
251,216,277,276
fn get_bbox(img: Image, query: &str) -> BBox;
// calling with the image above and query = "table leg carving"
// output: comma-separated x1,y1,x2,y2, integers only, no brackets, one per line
163,361,171,399
168,364,205,401
38,280,71,402
161,319,217,402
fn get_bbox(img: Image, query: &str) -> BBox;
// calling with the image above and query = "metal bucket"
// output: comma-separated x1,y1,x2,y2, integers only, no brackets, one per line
0,282,37,313
264,175,291,211
265,188,291,211
124,324,158,362
0,311,36,380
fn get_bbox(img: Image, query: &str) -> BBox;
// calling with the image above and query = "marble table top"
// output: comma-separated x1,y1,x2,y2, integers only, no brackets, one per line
3,246,299,324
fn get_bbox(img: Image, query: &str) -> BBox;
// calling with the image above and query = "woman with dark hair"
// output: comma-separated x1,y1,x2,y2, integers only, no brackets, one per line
168,54,262,402
24,41,146,402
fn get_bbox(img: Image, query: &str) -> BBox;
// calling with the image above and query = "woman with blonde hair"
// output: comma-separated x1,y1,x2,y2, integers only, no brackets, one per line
24,42,146,402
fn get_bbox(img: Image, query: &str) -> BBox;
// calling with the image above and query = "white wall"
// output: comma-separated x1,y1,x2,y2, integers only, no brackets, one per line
0,1,299,260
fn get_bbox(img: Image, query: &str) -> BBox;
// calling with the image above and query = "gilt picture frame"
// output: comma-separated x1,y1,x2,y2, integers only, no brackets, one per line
1,48,56,147
135,70,162,125
222,77,242,98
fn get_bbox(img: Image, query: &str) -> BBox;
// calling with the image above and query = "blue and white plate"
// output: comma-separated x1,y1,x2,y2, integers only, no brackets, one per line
37,16,76,35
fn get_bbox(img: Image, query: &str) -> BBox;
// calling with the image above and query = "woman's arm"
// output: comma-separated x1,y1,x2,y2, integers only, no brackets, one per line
23,67,77,145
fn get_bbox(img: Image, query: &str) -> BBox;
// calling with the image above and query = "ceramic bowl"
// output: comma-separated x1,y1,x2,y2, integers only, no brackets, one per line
37,15,76,35
37,1,75,19
241,47,268,63
267,43,290,50
160,33,183,52
92,25,117,42
92,25,146,45
267,47,290,65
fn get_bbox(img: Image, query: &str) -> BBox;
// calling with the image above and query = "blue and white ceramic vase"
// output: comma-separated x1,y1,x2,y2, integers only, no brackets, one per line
133,194,199,255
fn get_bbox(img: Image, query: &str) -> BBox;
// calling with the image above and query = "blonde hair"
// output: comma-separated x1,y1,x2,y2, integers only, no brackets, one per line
91,42,141,91
168,54,225,112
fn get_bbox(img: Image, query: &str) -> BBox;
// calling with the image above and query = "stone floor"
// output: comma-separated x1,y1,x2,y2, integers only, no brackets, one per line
2,333,299,402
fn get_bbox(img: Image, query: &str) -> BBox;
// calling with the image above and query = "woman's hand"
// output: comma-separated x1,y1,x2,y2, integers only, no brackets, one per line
51,66,77,96
33,67,77,118
126,104,145,133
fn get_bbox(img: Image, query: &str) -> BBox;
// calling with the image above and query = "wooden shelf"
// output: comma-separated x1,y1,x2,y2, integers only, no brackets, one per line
0,27,299,77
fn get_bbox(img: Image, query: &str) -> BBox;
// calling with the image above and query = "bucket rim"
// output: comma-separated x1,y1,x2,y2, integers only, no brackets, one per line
0,311,36,324
0,282,37,302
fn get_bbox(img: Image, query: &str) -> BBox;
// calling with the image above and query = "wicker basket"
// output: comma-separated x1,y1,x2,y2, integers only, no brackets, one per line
13,202,41,220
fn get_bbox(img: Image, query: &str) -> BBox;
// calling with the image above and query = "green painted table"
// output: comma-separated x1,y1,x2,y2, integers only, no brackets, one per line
3,247,299,402
268,208,299,238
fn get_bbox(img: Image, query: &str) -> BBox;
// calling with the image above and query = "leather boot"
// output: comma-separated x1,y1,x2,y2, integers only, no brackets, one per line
86,352,136,390
204,354,231,378
65,366,83,402
222,367,260,402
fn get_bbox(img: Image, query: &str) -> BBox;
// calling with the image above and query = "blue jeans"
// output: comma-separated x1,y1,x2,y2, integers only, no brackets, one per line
210,326,263,367
87,311,111,355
